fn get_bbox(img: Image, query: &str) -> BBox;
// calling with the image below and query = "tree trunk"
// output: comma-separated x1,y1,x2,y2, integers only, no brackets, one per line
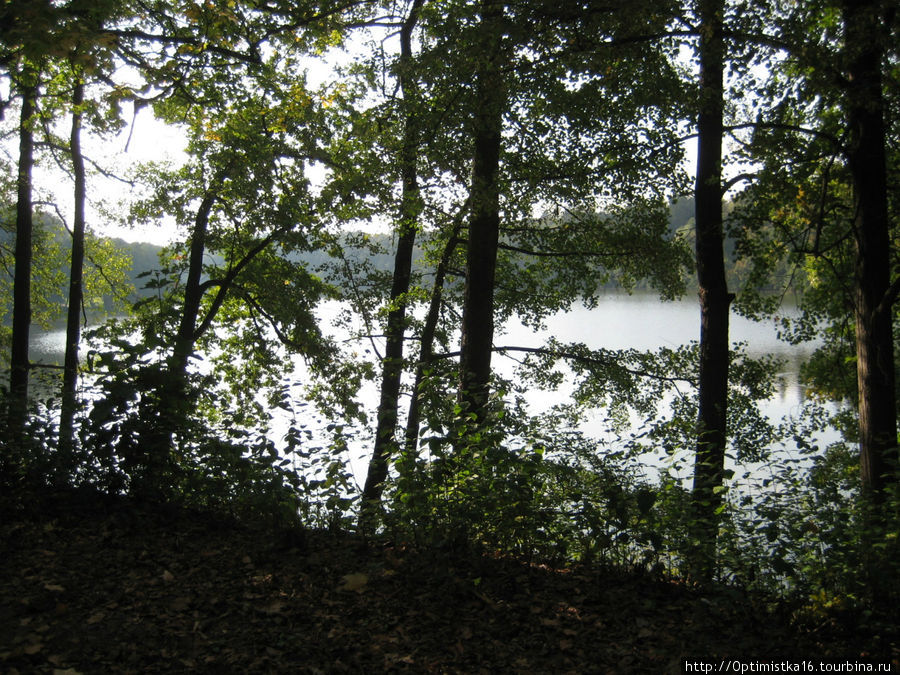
58,77,86,469
842,0,897,500
171,191,218,379
136,183,220,492
404,214,465,456
7,78,37,443
457,0,506,425
359,0,425,531
690,0,731,579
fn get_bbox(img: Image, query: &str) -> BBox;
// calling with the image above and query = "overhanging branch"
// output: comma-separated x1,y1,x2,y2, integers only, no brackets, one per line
429,344,694,385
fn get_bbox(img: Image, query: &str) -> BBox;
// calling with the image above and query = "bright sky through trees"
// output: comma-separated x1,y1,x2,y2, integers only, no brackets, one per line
1,55,342,246
1,34,705,249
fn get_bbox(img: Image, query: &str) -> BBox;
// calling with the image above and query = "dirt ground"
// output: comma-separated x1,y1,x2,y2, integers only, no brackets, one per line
1,491,895,673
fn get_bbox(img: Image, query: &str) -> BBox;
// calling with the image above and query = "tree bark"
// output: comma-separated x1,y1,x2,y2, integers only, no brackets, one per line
690,0,731,579
136,180,222,490
404,214,465,456
7,78,37,443
360,0,426,531
171,189,218,380
58,77,86,468
457,0,506,425
842,0,897,499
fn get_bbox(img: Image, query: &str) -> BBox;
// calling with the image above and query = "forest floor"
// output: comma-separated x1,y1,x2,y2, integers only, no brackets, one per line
1,490,897,674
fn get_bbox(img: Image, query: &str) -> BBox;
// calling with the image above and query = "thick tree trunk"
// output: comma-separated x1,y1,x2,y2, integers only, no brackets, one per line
7,79,37,443
690,0,731,579
59,78,86,468
457,0,505,425
360,0,426,531
842,0,897,500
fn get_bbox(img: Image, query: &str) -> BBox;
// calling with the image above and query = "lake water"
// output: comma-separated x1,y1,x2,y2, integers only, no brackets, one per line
509,295,810,382
28,293,836,487
495,295,835,484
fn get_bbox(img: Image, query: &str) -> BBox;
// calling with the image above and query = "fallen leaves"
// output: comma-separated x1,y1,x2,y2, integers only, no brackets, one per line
257,599,286,615
86,612,105,625
0,492,884,674
338,572,368,593
169,596,191,612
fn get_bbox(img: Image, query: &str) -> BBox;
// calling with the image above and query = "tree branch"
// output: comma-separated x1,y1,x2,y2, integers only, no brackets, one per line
104,28,262,64
724,122,842,148
193,228,284,340
722,172,756,193
497,242,637,259
493,345,695,385
429,344,694,385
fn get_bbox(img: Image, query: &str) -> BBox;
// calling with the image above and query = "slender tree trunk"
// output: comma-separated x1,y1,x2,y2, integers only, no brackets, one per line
690,0,731,579
137,183,220,491
171,191,218,379
7,79,37,443
360,0,425,531
404,215,465,455
59,77,87,468
842,0,897,501
457,0,506,425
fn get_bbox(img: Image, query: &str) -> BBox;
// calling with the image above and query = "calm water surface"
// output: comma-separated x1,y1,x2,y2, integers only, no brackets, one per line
30,294,833,484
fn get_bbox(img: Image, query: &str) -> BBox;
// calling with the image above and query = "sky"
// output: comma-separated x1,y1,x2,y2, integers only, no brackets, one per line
5,31,707,249
3,55,341,248
88,112,189,246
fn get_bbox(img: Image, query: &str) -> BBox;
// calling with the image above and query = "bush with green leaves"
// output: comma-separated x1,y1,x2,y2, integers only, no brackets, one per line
0,390,67,494
283,415,359,532
717,431,900,617
73,331,302,527
383,395,676,569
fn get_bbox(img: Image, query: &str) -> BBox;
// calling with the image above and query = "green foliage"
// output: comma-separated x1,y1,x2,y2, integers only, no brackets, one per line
0,211,132,362
283,411,358,531
76,345,303,525
717,433,900,622
0,212,68,355
493,199,694,331
385,394,672,570
70,220,354,523
0,391,67,492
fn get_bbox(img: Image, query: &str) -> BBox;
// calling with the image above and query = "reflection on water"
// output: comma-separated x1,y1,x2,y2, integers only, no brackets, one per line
497,295,841,486
23,329,67,401
30,298,820,416
30,329,67,366
500,295,818,414
28,296,836,485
